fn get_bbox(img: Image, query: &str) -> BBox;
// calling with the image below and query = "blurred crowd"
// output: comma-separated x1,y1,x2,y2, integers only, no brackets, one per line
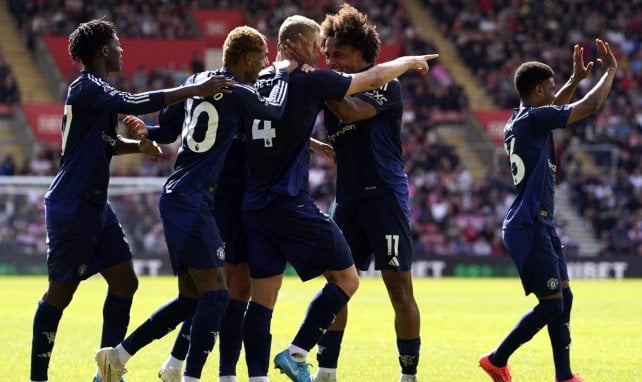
423,0,642,255
4,0,640,258
0,53,20,109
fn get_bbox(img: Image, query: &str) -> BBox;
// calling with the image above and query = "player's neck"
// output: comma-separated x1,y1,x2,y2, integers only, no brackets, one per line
224,65,249,84
82,63,108,80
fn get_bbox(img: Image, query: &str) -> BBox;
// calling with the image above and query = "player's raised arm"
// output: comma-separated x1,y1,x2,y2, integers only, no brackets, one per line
553,44,594,106
345,54,438,96
566,39,617,125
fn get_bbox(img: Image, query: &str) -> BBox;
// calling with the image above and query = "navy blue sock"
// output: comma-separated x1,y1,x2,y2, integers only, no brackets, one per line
548,288,574,381
219,299,248,376
292,283,349,352
243,302,273,377
101,293,133,347
122,296,198,355
171,320,192,361
491,298,564,366
185,290,230,378
30,300,62,381
397,337,421,375
316,330,344,368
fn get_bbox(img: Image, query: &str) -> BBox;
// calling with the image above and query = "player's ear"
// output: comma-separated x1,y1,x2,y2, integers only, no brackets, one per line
101,44,110,58
244,52,255,67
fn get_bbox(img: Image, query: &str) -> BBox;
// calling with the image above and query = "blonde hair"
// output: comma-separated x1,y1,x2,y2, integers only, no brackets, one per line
278,15,321,47
222,26,267,66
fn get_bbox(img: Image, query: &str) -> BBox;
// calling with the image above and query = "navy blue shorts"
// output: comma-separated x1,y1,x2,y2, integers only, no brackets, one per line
503,221,569,296
242,193,354,281
45,198,132,283
214,196,247,264
160,192,225,275
333,194,413,272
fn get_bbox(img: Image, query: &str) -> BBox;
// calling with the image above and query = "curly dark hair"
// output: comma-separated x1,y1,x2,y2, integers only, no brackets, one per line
320,3,381,64
514,61,555,99
68,18,117,65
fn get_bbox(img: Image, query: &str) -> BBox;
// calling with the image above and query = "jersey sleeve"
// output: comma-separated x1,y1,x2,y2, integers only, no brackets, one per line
308,69,352,102
354,78,402,115
82,79,167,115
147,102,185,144
530,105,572,132
237,71,290,120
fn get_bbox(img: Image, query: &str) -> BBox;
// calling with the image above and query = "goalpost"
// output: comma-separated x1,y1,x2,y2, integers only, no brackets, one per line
0,176,170,275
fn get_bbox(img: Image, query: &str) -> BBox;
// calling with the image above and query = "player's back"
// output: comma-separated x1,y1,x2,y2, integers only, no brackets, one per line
243,67,351,210
161,69,288,198
502,105,570,229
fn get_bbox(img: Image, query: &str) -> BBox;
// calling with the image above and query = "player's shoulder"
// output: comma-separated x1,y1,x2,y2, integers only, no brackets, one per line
186,69,231,86
67,71,110,101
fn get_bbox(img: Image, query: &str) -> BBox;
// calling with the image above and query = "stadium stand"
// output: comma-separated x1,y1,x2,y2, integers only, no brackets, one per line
2,0,640,265
421,0,642,255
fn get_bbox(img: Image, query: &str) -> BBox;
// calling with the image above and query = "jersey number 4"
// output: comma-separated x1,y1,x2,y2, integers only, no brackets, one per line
251,119,276,147
505,136,525,186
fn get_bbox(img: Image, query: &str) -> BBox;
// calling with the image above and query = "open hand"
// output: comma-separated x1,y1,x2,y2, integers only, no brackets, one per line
571,44,593,82
595,39,617,71
196,75,235,97
284,33,318,67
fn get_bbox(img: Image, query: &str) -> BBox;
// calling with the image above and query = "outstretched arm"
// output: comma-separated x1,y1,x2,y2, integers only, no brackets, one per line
567,39,617,125
346,54,438,96
113,134,162,160
554,44,594,106
163,75,234,106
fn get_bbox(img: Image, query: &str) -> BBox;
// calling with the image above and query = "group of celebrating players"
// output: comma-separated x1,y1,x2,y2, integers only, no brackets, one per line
29,3,617,382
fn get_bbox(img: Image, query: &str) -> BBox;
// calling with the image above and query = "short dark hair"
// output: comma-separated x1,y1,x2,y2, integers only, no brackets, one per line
68,18,117,64
320,3,380,64
514,61,555,99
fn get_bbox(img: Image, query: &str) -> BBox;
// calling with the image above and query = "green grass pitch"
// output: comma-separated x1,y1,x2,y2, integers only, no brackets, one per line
2,276,640,381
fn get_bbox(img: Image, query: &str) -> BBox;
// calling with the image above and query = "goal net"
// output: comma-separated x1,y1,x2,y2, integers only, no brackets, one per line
0,176,170,275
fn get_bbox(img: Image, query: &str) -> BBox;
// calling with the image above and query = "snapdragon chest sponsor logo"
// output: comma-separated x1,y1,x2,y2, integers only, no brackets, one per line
327,124,357,142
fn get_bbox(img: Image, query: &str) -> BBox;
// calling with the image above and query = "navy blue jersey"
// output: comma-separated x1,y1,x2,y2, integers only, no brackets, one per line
46,70,166,204
324,76,407,205
146,69,289,199
215,130,247,200
243,67,351,210
502,105,571,229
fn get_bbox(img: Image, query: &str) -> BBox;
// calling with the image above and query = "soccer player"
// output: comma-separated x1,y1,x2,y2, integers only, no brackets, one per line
156,129,250,382
240,15,437,382
157,44,318,382
29,18,233,382
479,39,617,382
93,26,297,382
305,5,422,382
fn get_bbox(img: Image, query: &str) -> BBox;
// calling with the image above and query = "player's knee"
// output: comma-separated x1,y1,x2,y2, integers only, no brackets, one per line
337,274,359,297
538,297,565,321
116,275,139,297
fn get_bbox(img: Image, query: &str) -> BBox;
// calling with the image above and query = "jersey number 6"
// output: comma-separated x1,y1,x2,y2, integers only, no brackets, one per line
505,136,525,186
